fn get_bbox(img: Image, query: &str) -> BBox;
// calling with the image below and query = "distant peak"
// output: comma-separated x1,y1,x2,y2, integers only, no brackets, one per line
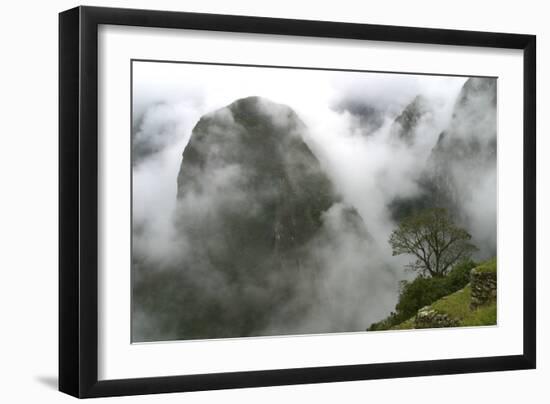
227,96,293,112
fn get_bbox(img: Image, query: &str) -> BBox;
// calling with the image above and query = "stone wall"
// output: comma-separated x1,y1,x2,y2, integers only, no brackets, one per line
470,267,497,309
415,306,460,329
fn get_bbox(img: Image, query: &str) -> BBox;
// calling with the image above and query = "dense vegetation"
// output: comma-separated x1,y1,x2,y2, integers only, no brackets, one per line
369,257,497,331
367,259,476,331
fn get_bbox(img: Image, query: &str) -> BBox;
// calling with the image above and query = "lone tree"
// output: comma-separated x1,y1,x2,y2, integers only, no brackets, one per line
389,208,477,277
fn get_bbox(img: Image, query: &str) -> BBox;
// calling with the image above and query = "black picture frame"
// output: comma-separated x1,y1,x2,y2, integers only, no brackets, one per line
59,5,536,398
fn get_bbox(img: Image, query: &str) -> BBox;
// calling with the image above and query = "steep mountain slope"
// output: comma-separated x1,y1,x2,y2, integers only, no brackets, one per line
389,78,497,256
425,78,497,213
133,96,367,341
176,96,335,261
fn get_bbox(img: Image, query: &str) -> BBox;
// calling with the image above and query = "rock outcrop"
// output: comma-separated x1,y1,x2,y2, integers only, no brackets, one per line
415,306,460,329
390,95,431,144
470,264,497,310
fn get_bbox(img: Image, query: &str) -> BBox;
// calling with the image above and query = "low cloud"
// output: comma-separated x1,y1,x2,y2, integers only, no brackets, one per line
131,61,495,341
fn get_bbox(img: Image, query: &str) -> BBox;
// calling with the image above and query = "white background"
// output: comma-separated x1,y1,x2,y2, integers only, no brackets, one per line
0,0,546,402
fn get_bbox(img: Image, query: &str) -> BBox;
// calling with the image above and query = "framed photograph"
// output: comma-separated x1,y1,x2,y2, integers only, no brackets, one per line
59,6,536,398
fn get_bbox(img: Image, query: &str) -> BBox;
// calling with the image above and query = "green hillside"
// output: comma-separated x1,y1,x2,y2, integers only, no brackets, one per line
369,258,497,331
392,284,496,330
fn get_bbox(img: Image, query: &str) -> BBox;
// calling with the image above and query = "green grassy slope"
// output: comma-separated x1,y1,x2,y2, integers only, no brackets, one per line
476,258,497,274
391,284,496,330
390,259,497,330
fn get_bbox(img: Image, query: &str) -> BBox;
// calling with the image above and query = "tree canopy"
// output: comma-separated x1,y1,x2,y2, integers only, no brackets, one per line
389,208,477,277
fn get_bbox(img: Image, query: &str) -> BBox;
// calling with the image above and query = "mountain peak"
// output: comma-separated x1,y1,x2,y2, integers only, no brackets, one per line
390,94,430,143
167,97,353,339
456,77,497,108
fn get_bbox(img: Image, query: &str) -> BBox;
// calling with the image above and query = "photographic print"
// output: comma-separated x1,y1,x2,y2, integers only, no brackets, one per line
131,61,497,343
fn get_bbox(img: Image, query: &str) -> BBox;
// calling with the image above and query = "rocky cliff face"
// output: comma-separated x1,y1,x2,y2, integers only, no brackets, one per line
425,78,497,212
389,78,497,256
133,96,366,341
389,95,431,144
